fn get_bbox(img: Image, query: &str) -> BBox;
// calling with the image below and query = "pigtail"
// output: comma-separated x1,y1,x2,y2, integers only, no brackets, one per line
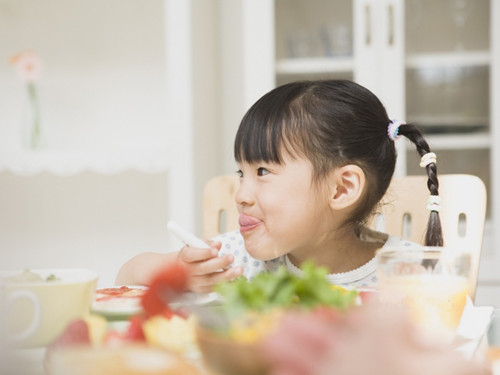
393,122,444,247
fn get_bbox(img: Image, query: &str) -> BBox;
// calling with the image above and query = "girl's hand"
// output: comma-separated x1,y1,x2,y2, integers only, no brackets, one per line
177,241,243,293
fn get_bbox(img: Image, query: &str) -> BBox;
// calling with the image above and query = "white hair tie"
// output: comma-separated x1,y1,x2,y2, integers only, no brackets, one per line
387,119,406,141
427,195,441,212
420,152,437,168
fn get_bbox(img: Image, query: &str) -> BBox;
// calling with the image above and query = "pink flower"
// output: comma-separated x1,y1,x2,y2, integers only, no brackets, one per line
9,51,43,83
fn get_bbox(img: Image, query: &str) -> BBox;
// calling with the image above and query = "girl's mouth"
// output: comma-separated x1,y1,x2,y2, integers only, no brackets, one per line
239,214,261,233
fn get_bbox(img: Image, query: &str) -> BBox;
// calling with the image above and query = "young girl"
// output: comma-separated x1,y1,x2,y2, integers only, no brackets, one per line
116,79,442,292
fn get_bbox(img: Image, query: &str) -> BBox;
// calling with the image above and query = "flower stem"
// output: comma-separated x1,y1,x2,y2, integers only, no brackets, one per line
27,82,41,149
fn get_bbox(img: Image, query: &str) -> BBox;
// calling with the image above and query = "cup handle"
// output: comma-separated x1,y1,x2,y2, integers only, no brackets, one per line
7,290,41,341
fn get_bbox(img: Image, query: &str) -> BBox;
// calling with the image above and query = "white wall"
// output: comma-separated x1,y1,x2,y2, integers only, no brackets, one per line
0,171,170,287
0,0,182,285
0,0,169,153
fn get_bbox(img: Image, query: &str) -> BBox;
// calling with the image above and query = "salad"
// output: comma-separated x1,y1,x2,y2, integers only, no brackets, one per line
210,261,359,342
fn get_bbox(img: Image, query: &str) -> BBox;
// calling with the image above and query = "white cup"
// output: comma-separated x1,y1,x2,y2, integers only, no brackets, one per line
0,268,98,348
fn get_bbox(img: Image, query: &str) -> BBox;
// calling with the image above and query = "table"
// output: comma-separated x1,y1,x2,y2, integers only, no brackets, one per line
5,308,500,375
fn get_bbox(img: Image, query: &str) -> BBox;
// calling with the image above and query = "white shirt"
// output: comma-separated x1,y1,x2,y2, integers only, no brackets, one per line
214,229,420,289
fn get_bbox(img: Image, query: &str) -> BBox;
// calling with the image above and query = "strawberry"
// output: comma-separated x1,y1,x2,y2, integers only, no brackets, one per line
124,315,146,341
141,261,189,317
49,319,90,349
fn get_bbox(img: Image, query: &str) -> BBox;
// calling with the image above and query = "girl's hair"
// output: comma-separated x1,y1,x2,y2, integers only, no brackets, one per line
234,79,443,246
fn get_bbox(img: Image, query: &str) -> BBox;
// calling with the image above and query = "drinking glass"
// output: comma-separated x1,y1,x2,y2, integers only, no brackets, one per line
376,246,471,340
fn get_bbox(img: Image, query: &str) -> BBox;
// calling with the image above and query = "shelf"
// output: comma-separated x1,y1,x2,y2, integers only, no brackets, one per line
422,132,491,150
275,56,354,75
0,148,170,176
405,51,490,69
408,115,488,126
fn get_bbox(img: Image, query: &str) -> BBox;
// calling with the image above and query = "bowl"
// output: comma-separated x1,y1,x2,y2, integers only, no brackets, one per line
196,324,271,375
0,268,98,348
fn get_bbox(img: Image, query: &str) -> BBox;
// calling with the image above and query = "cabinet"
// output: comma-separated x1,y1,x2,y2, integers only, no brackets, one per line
242,0,500,290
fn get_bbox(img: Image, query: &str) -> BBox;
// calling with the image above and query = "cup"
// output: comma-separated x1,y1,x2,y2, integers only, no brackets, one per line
376,247,471,340
0,268,98,348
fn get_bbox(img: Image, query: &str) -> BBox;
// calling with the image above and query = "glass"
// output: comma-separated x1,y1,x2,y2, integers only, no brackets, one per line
406,66,489,129
275,0,353,59
377,247,471,340
276,71,353,87
487,309,500,366
405,0,490,54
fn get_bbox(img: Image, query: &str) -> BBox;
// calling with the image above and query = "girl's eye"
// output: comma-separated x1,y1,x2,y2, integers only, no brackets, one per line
236,170,243,178
257,167,270,176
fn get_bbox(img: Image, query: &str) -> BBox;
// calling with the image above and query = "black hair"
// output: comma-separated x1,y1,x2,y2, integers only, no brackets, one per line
234,79,443,246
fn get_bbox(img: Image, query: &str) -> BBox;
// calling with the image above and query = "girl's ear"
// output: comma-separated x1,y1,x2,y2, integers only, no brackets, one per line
329,165,365,210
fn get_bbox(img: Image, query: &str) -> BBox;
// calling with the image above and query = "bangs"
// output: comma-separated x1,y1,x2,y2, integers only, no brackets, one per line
234,83,309,164
234,112,286,164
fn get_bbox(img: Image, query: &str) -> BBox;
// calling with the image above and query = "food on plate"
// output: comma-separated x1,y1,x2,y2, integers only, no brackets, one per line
49,315,110,349
196,261,359,375
2,268,60,283
92,286,147,317
142,314,198,354
212,261,358,341
140,262,190,317
49,261,197,358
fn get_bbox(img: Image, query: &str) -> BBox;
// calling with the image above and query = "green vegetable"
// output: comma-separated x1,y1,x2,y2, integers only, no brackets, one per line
214,261,358,318
46,274,60,282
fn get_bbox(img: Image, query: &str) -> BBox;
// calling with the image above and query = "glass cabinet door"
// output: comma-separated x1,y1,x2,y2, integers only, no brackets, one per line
274,0,354,86
404,0,491,217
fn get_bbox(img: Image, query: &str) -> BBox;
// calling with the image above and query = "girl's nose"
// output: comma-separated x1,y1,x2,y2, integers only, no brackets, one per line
235,180,254,207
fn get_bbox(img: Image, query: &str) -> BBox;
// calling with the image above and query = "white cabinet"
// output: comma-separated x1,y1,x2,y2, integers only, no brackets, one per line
243,0,500,288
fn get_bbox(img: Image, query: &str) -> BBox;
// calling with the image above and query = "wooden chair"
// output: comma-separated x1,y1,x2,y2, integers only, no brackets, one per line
202,173,487,300
203,174,240,239
370,174,487,301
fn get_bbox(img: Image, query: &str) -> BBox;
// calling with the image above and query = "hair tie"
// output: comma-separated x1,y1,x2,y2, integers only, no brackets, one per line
387,119,405,141
427,195,441,212
420,152,437,168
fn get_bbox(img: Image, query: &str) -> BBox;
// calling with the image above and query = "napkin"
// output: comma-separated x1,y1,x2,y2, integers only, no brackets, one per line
454,297,494,359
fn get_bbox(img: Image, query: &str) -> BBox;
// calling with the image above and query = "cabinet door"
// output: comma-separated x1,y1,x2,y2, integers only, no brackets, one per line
274,0,404,114
403,0,499,284
404,0,490,188
354,0,404,120
274,0,355,85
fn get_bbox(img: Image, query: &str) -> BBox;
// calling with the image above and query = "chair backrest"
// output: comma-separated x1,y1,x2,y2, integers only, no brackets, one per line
203,174,240,239
369,174,487,300
203,173,487,300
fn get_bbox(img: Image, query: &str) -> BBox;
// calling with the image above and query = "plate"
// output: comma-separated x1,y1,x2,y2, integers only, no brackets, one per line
91,285,147,321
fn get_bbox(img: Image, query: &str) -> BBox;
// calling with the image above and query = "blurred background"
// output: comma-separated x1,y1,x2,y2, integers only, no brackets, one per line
0,0,498,304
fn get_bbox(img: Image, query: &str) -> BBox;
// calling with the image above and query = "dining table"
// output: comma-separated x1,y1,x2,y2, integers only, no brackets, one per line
3,302,500,375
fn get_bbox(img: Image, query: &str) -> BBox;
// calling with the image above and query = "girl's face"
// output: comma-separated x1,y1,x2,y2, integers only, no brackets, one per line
235,153,335,261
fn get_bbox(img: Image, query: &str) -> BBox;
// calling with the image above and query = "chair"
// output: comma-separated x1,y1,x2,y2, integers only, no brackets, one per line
203,173,487,300
203,174,240,239
370,174,487,301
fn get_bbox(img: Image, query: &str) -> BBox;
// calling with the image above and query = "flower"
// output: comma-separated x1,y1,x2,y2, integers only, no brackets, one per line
9,51,43,83
10,51,43,149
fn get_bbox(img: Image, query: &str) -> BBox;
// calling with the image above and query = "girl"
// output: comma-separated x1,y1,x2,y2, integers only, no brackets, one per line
116,80,442,292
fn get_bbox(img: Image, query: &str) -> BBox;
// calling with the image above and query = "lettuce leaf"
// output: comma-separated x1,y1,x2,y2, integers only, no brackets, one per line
214,261,358,318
